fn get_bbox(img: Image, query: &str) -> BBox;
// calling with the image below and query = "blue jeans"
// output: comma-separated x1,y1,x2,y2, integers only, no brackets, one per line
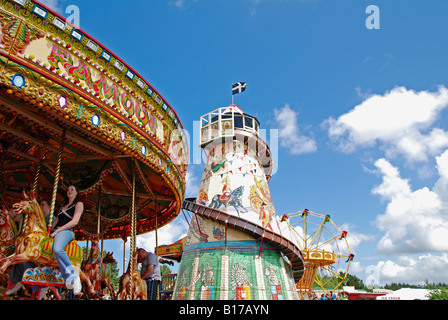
52,230,76,283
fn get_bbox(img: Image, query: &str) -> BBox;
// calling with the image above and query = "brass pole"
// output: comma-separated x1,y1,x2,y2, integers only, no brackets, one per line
96,186,102,235
23,148,44,235
155,207,158,250
48,127,66,232
0,142,7,196
123,239,126,276
129,158,137,299
32,148,46,195
155,207,159,300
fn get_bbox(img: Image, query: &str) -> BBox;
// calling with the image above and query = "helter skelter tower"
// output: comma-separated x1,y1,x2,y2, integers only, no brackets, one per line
173,105,304,300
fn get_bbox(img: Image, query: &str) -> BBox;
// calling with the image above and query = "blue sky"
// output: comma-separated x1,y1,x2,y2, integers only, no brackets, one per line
44,0,448,286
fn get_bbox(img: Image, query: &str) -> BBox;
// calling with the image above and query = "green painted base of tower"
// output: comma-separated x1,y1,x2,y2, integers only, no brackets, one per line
172,240,299,300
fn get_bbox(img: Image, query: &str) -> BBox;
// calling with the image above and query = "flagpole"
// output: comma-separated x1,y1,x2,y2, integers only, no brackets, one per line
231,83,234,105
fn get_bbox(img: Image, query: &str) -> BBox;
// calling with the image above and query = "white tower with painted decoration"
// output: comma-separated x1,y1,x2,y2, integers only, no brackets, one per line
173,105,304,300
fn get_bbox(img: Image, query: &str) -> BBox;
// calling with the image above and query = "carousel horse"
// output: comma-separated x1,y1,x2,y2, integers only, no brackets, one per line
99,251,116,299
0,192,95,297
0,206,16,259
83,238,116,299
117,249,147,300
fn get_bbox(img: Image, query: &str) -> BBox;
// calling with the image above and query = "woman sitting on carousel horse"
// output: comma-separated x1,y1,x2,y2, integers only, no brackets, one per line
50,185,83,295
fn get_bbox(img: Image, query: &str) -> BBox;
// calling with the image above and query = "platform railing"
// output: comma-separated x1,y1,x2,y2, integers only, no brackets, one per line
160,273,177,299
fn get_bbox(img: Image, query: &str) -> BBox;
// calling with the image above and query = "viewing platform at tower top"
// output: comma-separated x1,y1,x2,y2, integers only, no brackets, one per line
200,105,261,146
199,105,273,178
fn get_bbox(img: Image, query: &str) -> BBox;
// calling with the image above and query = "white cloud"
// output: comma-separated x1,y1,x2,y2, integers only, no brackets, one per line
373,253,448,285
349,261,364,274
325,85,448,284
372,151,448,254
170,0,199,9
274,103,317,155
173,0,186,9
185,165,201,198
39,0,64,13
341,224,374,255
324,86,448,162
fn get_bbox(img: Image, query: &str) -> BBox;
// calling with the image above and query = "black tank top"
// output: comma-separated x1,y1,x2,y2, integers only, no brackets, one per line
53,203,76,230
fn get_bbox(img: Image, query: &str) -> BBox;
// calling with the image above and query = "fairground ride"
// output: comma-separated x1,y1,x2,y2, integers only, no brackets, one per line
0,0,188,300
282,209,353,299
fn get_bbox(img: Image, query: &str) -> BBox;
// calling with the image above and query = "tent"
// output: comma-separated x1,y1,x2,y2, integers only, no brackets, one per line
377,288,429,300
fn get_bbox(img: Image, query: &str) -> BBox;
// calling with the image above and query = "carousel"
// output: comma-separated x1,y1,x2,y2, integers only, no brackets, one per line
0,0,188,299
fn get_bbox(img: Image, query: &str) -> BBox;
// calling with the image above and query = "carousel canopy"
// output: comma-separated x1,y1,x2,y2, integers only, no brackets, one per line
0,0,188,240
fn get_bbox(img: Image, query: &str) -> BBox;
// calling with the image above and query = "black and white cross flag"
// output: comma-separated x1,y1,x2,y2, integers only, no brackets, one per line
232,82,247,95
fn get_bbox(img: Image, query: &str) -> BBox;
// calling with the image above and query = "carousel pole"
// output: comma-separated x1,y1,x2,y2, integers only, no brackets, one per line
96,186,102,236
0,144,8,209
123,240,126,276
129,158,137,299
155,205,158,251
96,186,103,265
155,205,159,300
31,148,46,196
21,149,45,235
48,127,66,233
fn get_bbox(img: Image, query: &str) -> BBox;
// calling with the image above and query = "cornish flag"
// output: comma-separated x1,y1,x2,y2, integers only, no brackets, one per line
232,82,247,95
